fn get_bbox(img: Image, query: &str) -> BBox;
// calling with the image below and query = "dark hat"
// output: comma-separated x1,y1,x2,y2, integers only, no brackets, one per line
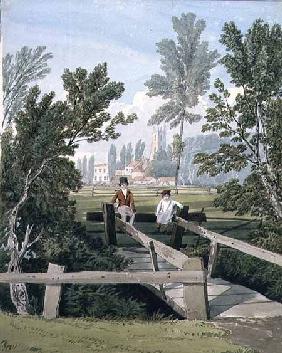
119,177,129,185
161,189,171,196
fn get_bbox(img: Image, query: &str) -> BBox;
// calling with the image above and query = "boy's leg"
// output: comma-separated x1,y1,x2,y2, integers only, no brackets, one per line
118,206,127,222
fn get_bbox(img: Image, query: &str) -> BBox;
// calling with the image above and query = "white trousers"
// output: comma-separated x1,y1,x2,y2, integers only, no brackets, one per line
118,205,135,225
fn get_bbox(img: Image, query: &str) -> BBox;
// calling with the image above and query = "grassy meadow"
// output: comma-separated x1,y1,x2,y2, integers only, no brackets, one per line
0,313,255,353
71,185,257,247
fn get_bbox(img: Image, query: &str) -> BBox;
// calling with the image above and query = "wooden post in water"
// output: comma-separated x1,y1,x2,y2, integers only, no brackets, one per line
170,206,189,249
43,263,65,319
207,241,219,278
102,203,117,245
183,258,209,320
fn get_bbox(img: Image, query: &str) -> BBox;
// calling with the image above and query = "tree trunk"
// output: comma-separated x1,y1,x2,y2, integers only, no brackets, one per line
260,173,282,220
175,119,184,195
8,250,29,315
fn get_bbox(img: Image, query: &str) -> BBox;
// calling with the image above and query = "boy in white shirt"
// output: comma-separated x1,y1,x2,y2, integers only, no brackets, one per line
155,190,183,232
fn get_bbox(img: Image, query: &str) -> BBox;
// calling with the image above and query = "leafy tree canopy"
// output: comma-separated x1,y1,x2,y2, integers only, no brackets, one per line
194,19,282,220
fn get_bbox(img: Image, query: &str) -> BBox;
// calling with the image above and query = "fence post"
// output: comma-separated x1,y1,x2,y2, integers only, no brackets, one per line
43,263,65,319
183,258,209,320
170,206,189,249
149,240,166,299
102,203,117,245
207,241,219,278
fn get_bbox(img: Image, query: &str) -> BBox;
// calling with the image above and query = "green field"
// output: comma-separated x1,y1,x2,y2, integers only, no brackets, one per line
0,313,254,353
72,186,257,247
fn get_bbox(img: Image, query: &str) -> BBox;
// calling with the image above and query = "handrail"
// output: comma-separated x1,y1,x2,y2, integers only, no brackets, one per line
116,217,189,269
176,217,282,267
0,270,205,285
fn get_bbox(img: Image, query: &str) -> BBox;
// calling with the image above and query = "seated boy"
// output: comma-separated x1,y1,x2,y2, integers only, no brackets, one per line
155,190,183,232
111,177,136,225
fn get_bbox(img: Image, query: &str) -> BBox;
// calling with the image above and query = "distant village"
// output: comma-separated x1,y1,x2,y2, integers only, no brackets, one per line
76,126,176,186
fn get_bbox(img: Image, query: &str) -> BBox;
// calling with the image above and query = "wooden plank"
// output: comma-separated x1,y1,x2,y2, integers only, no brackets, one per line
116,218,189,269
0,270,205,285
183,258,209,320
207,241,219,279
87,210,206,223
149,241,166,299
102,203,117,245
88,212,156,223
170,223,184,250
176,217,282,267
43,263,65,319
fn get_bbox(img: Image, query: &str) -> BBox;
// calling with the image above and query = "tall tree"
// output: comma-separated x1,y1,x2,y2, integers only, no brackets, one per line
1,63,137,314
134,139,145,161
167,144,173,160
2,46,53,128
120,145,126,170
125,142,133,166
87,155,95,184
108,144,116,180
82,156,88,183
76,158,82,174
145,13,219,193
194,19,282,220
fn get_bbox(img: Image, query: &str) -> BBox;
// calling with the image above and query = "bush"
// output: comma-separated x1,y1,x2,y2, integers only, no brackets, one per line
213,221,282,302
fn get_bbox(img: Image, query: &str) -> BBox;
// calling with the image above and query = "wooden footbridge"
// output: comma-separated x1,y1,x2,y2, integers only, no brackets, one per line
1,203,282,320
87,203,282,320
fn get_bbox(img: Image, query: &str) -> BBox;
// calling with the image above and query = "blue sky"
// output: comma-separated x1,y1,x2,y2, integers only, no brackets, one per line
2,0,282,160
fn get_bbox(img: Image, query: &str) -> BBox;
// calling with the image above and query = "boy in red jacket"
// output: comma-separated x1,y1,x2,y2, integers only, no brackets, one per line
111,177,136,225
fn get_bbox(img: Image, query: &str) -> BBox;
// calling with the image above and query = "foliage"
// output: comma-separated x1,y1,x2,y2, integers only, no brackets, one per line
145,12,219,191
119,145,126,170
3,46,53,127
147,159,177,178
214,175,273,218
214,248,282,303
213,221,282,303
1,63,137,313
108,144,116,180
134,139,146,161
61,285,146,318
194,19,282,220
126,142,133,166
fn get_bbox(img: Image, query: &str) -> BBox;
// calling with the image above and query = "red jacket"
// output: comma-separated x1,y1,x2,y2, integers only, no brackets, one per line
111,189,136,212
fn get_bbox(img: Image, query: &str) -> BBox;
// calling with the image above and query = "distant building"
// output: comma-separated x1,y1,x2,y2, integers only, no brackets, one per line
113,159,151,184
94,163,110,184
157,176,175,186
149,126,167,160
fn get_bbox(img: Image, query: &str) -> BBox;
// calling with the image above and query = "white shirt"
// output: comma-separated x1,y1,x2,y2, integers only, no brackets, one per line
156,199,183,224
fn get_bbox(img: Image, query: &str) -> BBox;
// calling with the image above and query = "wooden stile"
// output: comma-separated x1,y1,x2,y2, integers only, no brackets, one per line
43,263,65,320
102,203,117,245
116,217,189,269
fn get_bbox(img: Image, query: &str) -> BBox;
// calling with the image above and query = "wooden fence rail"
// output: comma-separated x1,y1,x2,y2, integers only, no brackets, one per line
0,266,207,321
176,217,282,277
0,270,205,285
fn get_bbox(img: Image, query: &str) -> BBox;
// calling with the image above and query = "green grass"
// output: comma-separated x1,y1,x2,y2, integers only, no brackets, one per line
72,186,257,247
0,313,254,353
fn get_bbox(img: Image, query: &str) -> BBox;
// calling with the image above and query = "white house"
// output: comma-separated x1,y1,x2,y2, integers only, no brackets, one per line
94,163,110,184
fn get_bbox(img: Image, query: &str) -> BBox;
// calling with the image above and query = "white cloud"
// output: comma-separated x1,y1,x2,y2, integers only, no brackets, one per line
74,90,211,163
